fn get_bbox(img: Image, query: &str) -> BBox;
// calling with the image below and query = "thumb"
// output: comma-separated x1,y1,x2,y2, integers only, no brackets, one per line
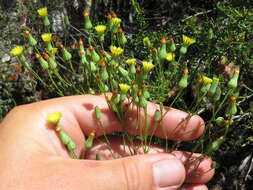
56,153,186,190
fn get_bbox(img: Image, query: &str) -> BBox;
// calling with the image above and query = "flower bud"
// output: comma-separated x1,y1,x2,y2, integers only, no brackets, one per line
95,106,102,119
180,46,187,54
228,68,240,89
209,77,219,96
59,131,72,145
62,48,72,61
47,112,62,125
84,131,96,148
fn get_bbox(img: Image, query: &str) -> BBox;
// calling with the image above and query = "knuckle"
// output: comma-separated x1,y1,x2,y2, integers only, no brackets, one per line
120,157,151,190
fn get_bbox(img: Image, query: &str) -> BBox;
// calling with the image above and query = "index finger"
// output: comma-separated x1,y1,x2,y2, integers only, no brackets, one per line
37,95,204,141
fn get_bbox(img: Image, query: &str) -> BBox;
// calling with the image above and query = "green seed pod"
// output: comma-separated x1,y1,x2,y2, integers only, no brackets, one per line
43,16,50,26
84,17,93,30
46,43,53,52
158,44,167,60
84,135,94,148
209,77,219,96
90,61,97,71
67,141,76,150
178,75,188,89
228,74,239,89
62,48,72,61
109,59,117,66
120,93,127,101
215,117,224,126
38,57,49,70
213,88,221,102
118,66,129,77
226,102,237,115
201,83,211,94
140,97,148,108
48,57,57,69
81,55,88,65
18,54,26,63
154,110,161,121
119,33,127,46
99,82,109,92
59,131,72,145
91,50,100,63
206,136,224,155
179,46,188,55
95,106,101,119
28,35,37,46
101,67,109,80
113,94,121,104
143,89,150,98
169,42,176,52
129,64,136,74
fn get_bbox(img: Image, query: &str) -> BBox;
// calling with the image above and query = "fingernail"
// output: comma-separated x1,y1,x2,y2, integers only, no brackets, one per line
153,158,185,189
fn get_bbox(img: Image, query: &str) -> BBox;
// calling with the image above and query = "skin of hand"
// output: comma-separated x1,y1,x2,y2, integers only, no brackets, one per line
0,95,215,190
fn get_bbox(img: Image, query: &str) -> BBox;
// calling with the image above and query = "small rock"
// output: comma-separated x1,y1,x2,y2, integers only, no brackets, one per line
1,54,11,63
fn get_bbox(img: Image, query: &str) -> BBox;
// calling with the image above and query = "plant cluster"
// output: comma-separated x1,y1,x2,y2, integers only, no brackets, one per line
8,5,252,166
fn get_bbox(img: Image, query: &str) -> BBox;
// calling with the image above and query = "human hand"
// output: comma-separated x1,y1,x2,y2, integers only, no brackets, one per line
0,95,214,190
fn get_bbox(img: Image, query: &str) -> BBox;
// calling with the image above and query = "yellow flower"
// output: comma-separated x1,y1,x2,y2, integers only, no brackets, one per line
142,61,155,72
143,37,150,43
41,33,52,43
111,17,122,24
119,83,131,93
10,46,24,56
48,48,58,55
166,52,175,62
110,45,124,56
200,76,213,84
95,25,107,34
125,58,136,65
182,35,196,46
37,7,48,17
47,112,62,125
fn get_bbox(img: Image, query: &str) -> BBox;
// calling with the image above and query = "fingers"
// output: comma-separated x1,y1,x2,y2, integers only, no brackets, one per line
84,137,214,184
30,95,204,141
54,153,186,190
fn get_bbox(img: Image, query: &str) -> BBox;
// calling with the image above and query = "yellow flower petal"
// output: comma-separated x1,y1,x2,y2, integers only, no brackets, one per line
10,45,24,56
142,61,155,72
166,52,175,62
41,33,52,43
182,35,196,46
119,83,131,93
95,25,107,34
37,7,48,17
110,45,124,56
47,112,62,125
202,76,213,84
111,17,121,24
125,58,136,65
48,48,58,55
